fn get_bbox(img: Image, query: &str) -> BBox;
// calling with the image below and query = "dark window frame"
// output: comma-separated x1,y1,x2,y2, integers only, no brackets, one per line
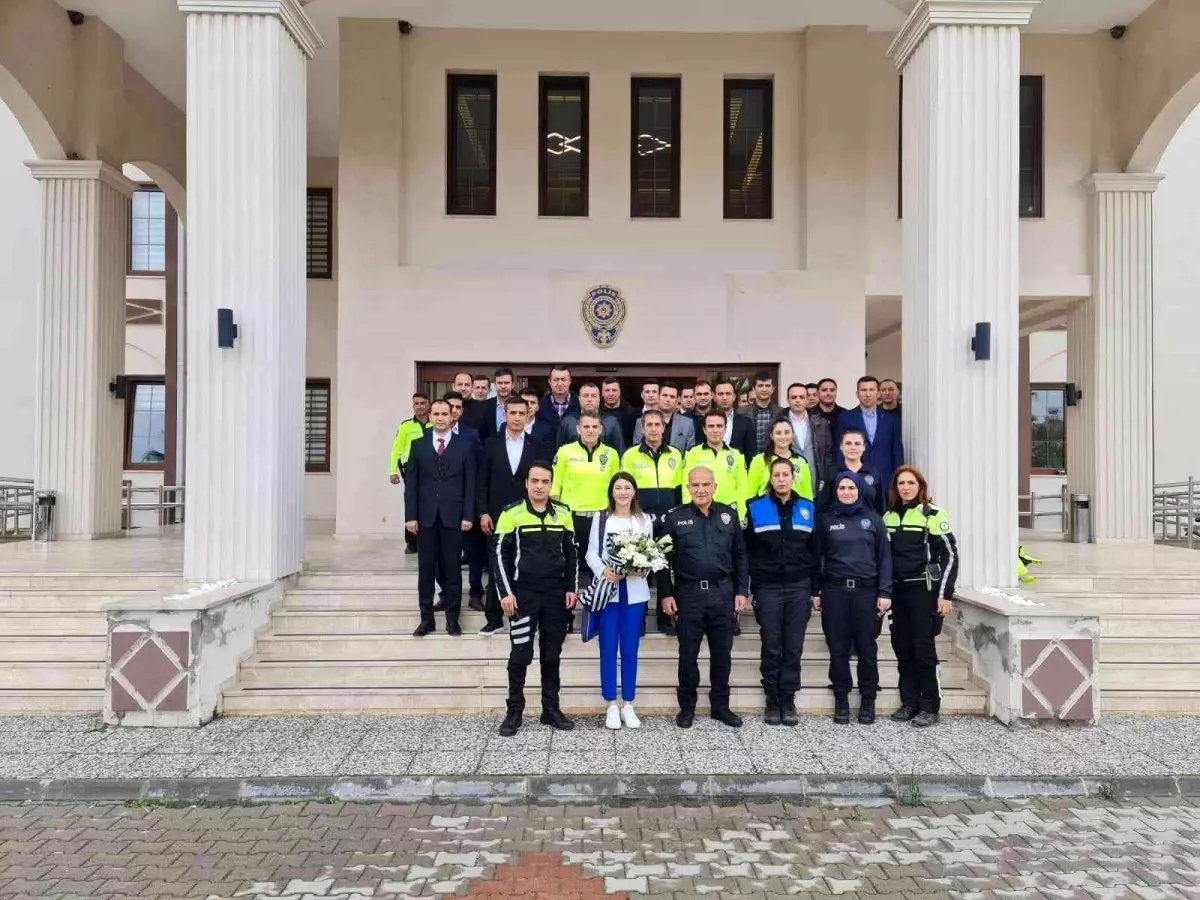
446,73,498,216
630,76,681,219
123,377,168,471
305,378,333,474
1020,74,1045,219
1030,381,1066,475
307,187,334,280
538,75,590,217
128,186,167,276
723,78,774,220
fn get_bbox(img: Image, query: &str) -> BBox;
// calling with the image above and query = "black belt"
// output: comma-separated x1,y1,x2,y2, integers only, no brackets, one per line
680,576,732,591
826,578,877,591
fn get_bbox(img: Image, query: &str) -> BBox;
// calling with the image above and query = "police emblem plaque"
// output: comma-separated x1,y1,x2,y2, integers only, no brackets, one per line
582,285,627,348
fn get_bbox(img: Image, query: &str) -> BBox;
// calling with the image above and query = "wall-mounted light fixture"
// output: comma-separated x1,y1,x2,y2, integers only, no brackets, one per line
1065,383,1082,406
971,322,992,361
108,375,128,400
217,308,238,349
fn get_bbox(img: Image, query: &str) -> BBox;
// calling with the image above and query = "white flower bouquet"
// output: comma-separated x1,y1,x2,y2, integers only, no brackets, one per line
607,531,674,577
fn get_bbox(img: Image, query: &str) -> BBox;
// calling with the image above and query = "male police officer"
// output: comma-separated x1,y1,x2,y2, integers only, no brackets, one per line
658,466,750,729
493,462,579,737
389,392,432,554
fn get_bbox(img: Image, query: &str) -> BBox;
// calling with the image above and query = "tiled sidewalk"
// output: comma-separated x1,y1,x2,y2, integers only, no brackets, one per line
1,713,1197,781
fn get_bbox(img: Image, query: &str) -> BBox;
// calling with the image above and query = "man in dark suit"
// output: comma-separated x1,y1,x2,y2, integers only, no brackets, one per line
444,391,485,606
697,378,756,465
536,364,579,430
405,399,476,637
471,367,517,442
477,396,542,634
521,389,557,457
445,391,481,446
834,376,904,484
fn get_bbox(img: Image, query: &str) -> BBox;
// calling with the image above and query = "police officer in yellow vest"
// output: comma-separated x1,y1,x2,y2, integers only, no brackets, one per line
621,409,685,635
746,417,815,502
552,412,621,612
883,465,959,728
389,392,431,553
683,411,749,520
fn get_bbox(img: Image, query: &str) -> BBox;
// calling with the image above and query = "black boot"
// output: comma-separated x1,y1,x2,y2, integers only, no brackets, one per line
498,706,523,737
891,705,919,722
540,707,575,731
780,693,799,727
858,697,876,725
833,694,851,725
711,707,743,728
763,694,782,726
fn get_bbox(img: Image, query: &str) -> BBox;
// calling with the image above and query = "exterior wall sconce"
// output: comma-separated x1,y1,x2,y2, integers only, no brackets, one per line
971,322,992,361
217,308,238,349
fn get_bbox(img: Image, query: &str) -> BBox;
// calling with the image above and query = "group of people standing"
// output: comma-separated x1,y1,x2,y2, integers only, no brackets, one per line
391,366,957,737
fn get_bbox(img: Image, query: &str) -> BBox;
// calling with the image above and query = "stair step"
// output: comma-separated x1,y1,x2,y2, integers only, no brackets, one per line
0,636,106,662
1100,690,1200,715
0,590,160,612
224,684,987,716
0,574,179,591
1099,663,1200,691
297,574,419,590
235,658,974,691
1034,576,1200,594
0,689,104,714
1050,593,1200,614
1100,637,1200,663
0,662,106,691
0,614,107,637
1100,614,1200,638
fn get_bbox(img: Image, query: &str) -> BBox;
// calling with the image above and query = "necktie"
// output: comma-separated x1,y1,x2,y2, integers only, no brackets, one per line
436,438,446,456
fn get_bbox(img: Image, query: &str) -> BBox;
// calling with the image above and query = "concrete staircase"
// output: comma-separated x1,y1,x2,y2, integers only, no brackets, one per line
0,572,177,713
224,570,990,716
1033,571,1200,714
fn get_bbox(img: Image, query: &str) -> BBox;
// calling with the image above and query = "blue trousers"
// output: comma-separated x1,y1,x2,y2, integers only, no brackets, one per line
598,581,646,703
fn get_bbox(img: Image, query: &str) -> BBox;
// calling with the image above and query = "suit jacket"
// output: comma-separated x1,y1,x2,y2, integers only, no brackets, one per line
694,411,756,467
834,407,904,483
788,411,834,490
558,411,626,454
536,393,580,430
404,431,476,528
526,422,556,460
471,397,506,442
477,431,542,520
631,411,697,453
454,423,482,446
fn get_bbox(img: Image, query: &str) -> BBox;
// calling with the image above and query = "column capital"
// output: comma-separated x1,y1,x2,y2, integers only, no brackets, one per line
24,159,138,197
177,0,324,59
888,0,1040,69
1086,172,1165,194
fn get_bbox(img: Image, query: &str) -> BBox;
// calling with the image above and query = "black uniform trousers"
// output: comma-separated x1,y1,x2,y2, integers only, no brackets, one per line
890,580,943,713
417,525,464,627
675,579,736,713
506,586,571,714
820,585,880,699
467,529,487,599
755,583,813,700
650,517,673,630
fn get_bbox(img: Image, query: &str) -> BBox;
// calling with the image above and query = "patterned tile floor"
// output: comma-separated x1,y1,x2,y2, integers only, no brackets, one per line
0,714,1197,780
0,797,1198,898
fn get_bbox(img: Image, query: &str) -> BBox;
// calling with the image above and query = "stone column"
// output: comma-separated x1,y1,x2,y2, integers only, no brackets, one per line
889,1,1038,588
178,0,322,581
25,161,135,538
1067,173,1163,542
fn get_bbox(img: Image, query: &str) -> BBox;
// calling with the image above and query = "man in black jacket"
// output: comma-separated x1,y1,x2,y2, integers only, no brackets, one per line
744,459,818,727
477,397,542,634
470,367,517,441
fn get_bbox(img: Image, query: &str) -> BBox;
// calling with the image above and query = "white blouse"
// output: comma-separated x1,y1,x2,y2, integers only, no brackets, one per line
585,512,654,605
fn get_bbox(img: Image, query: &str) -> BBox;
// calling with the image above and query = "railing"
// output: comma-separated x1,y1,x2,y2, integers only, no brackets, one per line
121,481,187,530
0,478,34,538
1018,485,1068,533
1153,477,1198,549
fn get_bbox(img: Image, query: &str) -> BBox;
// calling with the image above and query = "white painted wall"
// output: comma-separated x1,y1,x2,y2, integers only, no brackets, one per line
1029,330,1067,383
0,99,38,479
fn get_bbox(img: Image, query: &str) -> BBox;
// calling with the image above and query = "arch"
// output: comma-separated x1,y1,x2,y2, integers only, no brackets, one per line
127,159,187,224
0,61,64,159
1128,69,1200,174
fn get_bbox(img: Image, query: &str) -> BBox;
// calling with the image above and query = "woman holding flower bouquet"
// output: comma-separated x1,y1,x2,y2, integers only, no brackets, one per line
585,472,659,729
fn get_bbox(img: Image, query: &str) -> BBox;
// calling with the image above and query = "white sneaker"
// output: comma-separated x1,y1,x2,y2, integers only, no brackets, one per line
620,704,641,729
605,704,622,730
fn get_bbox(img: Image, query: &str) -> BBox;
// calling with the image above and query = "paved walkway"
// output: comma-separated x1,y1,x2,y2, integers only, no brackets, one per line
1,798,1198,898
2,714,1198,782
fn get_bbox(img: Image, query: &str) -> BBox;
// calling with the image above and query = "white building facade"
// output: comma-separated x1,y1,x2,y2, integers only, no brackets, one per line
2,0,1199,589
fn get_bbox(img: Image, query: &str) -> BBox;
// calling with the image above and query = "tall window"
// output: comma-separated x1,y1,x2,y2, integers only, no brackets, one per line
723,79,773,219
307,188,333,279
447,74,498,215
1031,384,1066,473
1019,75,1045,218
130,188,166,273
305,379,332,474
631,77,680,218
125,379,167,470
539,76,589,217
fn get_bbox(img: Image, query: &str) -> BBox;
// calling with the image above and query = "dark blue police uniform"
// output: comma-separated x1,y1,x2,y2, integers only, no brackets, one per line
814,472,893,723
658,500,750,726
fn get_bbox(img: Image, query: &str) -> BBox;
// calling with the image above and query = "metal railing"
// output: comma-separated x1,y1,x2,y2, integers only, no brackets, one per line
1018,485,1068,533
121,481,187,530
1153,477,1198,549
0,478,34,538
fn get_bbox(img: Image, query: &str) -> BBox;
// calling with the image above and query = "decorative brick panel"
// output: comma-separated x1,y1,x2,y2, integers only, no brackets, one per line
107,627,191,714
1020,637,1097,721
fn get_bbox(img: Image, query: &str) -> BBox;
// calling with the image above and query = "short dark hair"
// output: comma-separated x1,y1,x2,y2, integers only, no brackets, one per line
442,391,464,402
601,376,621,387
818,377,837,389
429,399,451,412
527,460,554,480
641,409,665,425
579,411,602,425
703,410,727,426
504,395,527,410
494,367,515,380
549,364,571,377
641,379,660,391
806,382,818,390
578,381,601,394
473,374,490,383
786,382,806,395
857,375,879,389
693,380,712,391
770,457,795,477
753,370,774,385
840,427,868,443
520,388,540,402
412,392,430,401
713,378,736,393
660,381,679,394
880,378,899,389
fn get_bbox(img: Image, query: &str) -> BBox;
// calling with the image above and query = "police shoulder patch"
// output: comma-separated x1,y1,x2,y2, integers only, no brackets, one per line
940,520,951,532
864,474,875,485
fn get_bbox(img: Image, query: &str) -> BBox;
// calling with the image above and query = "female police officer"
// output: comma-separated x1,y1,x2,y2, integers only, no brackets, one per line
884,465,959,727
813,471,892,725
